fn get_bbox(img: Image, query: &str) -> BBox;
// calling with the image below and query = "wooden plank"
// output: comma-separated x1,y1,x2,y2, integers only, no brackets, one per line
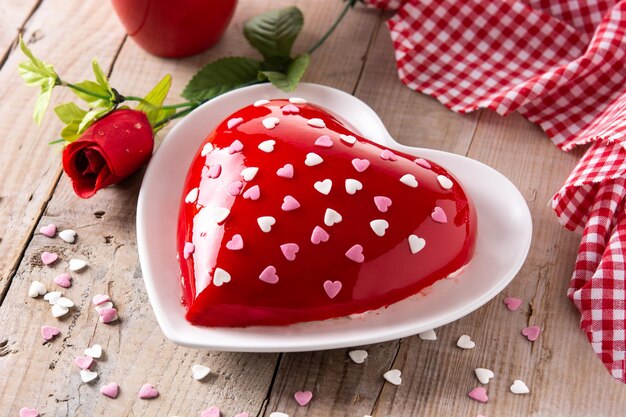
0,0,382,415
263,12,483,416
0,0,41,65
0,0,127,293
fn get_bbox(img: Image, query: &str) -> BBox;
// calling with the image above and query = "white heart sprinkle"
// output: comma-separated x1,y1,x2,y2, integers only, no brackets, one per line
437,175,453,190
510,379,530,394
28,281,46,298
210,207,230,224
307,118,325,128
314,179,332,195
383,369,402,385
348,350,368,364
408,235,426,254
201,143,213,156
213,268,231,286
80,369,98,383
370,219,389,237
305,153,323,166
418,329,437,341
475,368,495,384
269,413,289,417
345,179,363,195
257,216,276,233
241,167,259,181
400,174,418,188
457,335,475,349
185,187,199,203
44,291,62,304
324,208,342,226
262,117,280,129
52,304,69,318
254,99,270,107
289,97,307,104
84,344,102,358
69,258,87,272
258,140,276,153
56,297,74,308
192,364,211,381
227,117,243,129
58,229,77,243
95,301,114,312
339,134,356,144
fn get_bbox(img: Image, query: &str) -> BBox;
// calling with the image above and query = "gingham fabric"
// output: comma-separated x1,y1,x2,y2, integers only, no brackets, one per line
364,0,626,382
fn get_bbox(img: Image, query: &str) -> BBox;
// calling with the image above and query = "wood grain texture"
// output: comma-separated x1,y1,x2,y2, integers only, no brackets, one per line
0,0,41,65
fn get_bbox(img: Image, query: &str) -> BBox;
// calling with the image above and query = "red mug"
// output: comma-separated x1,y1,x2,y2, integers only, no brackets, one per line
111,0,238,58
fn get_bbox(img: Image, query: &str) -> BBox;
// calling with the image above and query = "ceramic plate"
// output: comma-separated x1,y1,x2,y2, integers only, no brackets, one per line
137,83,532,352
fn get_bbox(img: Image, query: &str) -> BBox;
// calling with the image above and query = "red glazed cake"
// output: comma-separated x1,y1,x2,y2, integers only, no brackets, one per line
177,98,477,327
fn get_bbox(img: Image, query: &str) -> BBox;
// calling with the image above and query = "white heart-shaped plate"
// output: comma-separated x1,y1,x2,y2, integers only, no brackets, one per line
137,83,532,352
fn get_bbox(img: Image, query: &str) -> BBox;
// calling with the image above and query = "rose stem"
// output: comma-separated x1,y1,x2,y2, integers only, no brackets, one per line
307,0,357,54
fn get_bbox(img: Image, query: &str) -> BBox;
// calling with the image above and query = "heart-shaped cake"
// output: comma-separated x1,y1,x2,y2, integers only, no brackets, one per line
178,98,477,327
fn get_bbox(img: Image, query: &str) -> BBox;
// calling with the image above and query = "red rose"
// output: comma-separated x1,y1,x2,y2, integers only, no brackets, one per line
62,109,154,198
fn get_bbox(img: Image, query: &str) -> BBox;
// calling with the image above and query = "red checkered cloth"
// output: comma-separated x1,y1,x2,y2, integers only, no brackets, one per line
363,0,626,382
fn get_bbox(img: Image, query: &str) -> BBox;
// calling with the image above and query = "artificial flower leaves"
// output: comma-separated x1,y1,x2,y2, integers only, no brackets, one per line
182,57,261,102
136,74,175,132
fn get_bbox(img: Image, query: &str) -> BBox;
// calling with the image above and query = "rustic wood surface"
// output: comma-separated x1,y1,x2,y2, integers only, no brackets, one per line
1,1,625,416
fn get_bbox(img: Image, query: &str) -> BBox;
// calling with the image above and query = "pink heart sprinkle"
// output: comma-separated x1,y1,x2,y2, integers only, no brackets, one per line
281,195,300,211
282,104,299,114
207,164,222,179
311,226,330,244
468,387,488,403
431,206,447,224
226,234,244,250
374,196,392,213
351,158,370,172
522,325,541,342
380,149,398,161
243,185,261,200
40,325,60,341
138,383,159,399
201,406,220,417
74,355,94,370
414,158,431,169
184,242,195,260
98,308,118,323
53,273,71,288
314,135,333,148
235,413,249,417
228,140,244,154
92,294,110,306
259,266,279,284
345,244,364,263
323,280,342,299
280,243,299,261
39,223,56,237
100,382,119,399
276,164,294,178
41,251,58,266
227,117,243,129
19,407,39,417
226,181,244,196
294,390,313,406
504,297,522,311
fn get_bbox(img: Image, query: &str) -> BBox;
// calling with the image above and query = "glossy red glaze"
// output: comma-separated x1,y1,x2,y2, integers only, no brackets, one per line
178,99,477,327
111,0,238,58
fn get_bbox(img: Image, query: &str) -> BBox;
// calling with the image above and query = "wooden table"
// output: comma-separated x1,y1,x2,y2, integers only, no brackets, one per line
1,1,625,416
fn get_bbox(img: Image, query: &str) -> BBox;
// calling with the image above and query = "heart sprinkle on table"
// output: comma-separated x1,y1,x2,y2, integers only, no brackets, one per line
192,364,211,381
74,355,94,370
456,335,475,349
80,369,98,384
503,296,522,311
522,325,541,342
28,281,47,298
418,329,437,341
269,413,289,417
348,350,368,363
40,325,60,341
68,258,88,272
58,229,77,243
294,390,313,406
383,369,402,385
53,273,72,288
474,368,495,384
200,406,220,417
100,382,119,399
510,379,530,394
467,387,489,403
85,344,103,358
92,294,110,306
19,407,39,417
138,383,159,399
39,224,56,238
41,251,59,266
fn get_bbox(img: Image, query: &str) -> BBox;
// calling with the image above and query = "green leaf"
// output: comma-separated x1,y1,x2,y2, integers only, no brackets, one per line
137,74,173,126
54,103,88,141
70,80,113,108
243,6,304,61
78,108,110,132
91,59,114,96
259,53,310,92
182,57,261,102
32,79,55,126
152,108,175,134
